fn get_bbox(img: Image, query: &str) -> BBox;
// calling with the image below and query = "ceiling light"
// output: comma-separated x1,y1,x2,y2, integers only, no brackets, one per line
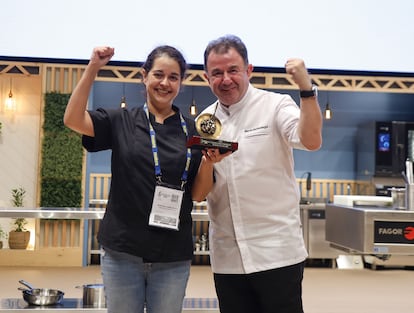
120,83,127,108
325,102,332,120
120,96,127,108
324,92,332,120
5,77,16,112
190,99,197,116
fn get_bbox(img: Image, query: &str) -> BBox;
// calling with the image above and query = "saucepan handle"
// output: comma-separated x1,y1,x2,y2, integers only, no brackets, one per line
18,280,35,290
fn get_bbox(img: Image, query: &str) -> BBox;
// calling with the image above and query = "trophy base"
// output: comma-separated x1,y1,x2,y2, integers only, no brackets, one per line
187,136,238,153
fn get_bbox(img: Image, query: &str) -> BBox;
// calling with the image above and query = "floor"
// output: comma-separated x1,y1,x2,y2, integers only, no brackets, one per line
0,262,413,313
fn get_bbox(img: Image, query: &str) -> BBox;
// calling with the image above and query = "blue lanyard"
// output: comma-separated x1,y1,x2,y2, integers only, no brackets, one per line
143,103,192,189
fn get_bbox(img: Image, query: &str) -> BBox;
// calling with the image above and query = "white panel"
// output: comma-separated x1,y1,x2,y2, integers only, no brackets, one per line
0,0,413,72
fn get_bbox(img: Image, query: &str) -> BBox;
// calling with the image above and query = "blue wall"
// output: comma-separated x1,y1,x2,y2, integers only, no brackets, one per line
85,81,414,184
293,91,414,179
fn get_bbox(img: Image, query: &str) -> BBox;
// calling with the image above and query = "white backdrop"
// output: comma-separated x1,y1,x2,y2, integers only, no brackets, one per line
1,0,414,73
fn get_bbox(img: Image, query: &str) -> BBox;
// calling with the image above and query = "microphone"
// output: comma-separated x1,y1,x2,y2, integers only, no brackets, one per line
306,172,312,191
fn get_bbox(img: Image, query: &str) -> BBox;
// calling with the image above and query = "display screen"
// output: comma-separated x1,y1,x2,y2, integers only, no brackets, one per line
378,133,390,152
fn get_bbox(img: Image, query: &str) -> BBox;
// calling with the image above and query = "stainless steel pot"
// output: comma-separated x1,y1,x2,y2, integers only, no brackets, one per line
76,284,106,307
390,187,406,209
18,280,64,306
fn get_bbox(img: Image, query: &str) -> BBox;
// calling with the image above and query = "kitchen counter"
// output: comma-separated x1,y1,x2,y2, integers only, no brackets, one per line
326,203,414,255
0,298,105,312
0,298,218,312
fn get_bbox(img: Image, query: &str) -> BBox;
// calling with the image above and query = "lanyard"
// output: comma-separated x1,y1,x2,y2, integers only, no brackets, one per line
143,103,192,189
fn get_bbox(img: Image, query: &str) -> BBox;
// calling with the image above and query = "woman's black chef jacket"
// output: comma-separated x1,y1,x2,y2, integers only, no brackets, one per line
82,105,202,262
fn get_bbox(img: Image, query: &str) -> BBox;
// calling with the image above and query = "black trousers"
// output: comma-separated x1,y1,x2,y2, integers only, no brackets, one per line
214,261,305,313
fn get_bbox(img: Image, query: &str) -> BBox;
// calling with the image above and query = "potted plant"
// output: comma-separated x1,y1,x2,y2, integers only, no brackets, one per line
0,225,7,249
8,187,30,249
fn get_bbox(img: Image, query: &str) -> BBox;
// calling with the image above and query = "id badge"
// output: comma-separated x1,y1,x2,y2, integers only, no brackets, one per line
149,184,184,230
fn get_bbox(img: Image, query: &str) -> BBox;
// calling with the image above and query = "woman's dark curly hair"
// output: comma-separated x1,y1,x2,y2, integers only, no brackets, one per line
142,45,187,80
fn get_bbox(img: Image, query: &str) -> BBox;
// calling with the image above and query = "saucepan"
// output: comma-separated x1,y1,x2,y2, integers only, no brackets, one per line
76,283,106,307
18,279,64,306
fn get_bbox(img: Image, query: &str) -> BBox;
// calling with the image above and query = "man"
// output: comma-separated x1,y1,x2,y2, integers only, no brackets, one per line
192,35,322,313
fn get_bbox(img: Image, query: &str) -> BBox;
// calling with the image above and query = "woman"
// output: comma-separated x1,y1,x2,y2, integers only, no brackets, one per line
64,46,203,313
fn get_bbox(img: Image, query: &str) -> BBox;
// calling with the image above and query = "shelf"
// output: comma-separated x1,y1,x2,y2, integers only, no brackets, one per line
0,208,105,219
89,250,210,256
87,200,210,221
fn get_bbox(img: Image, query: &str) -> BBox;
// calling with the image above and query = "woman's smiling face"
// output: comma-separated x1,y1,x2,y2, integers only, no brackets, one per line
143,55,182,109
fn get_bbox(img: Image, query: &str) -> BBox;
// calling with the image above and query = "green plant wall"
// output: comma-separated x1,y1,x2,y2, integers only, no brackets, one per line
40,92,83,207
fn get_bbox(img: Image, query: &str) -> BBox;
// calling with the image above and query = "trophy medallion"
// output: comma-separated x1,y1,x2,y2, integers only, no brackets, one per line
196,113,222,139
187,111,238,153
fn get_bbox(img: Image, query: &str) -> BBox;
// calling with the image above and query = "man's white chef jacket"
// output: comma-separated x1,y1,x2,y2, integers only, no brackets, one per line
203,84,309,274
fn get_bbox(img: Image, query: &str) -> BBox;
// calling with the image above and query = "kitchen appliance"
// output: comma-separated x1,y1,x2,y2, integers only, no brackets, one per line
357,121,414,180
390,187,406,209
326,202,414,254
406,183,414,211
327,196,414,269
300,198,340,263
301,203,340,261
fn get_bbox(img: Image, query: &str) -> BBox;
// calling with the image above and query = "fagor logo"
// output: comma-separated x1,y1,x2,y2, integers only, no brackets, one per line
378,228,403,235
375,222,414,244
404,226,414,240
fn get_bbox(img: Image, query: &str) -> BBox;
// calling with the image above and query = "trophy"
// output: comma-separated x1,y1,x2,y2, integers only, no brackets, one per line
187,108,238,153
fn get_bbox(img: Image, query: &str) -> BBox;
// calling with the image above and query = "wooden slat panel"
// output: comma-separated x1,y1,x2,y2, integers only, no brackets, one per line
102,176,110,200
50,67,56,91
39,219,81,248
328,182,335,201
67,68,73,93
297,178,375,202
52,220,59,247
96,176,102,200
59,67,65,92
315,181,322,198
61,220,67,246
89,175,96,200
44,220,50,248
89,173,111,208
89,173,376,204
70,220,77,246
